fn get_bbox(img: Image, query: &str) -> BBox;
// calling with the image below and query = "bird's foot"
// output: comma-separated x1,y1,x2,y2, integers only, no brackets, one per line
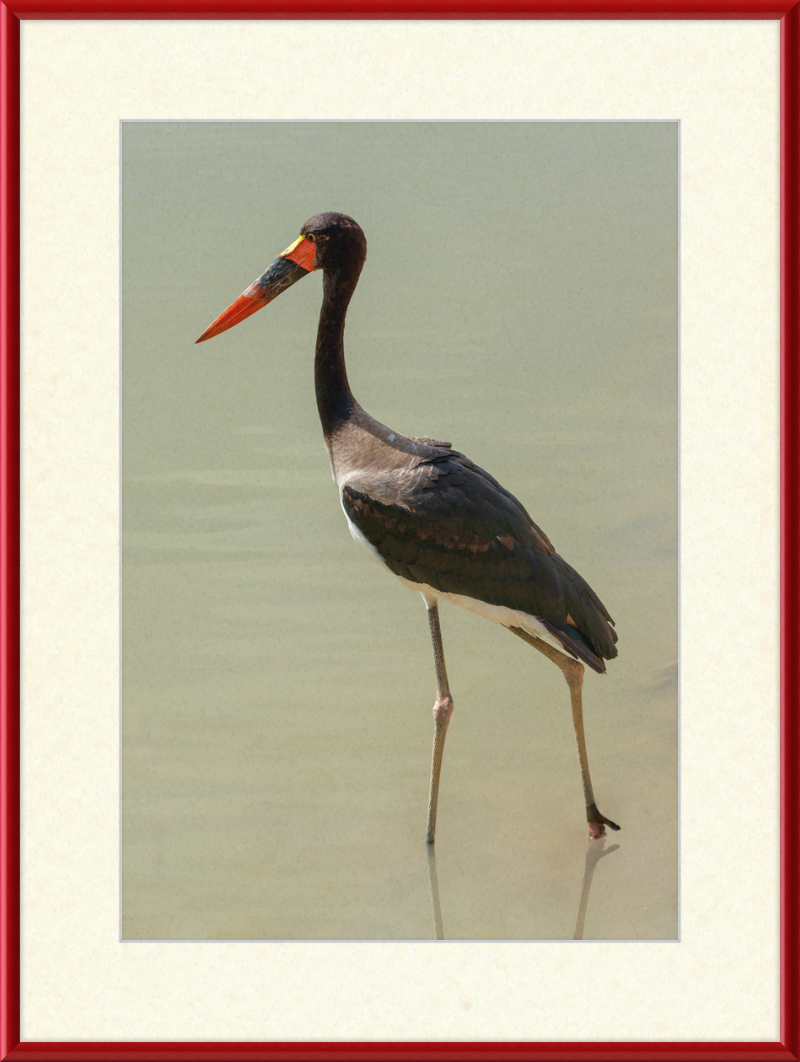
586,802,620,839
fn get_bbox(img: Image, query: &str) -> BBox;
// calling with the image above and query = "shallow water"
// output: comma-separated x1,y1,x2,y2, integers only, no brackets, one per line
121,121,678,940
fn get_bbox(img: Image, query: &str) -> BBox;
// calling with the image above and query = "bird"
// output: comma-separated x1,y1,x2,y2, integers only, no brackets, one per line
196,211,620,844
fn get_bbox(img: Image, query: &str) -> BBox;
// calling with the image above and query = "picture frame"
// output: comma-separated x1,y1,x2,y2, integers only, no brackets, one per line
1,6,797,1060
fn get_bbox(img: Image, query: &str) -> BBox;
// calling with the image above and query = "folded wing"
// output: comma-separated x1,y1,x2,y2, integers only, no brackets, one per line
341,448,617,674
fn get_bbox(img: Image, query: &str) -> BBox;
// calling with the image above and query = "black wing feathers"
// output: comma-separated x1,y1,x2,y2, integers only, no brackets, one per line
341,449,617,674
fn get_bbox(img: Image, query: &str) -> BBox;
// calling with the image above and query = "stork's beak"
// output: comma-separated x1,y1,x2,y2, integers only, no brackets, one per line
195,235,316,343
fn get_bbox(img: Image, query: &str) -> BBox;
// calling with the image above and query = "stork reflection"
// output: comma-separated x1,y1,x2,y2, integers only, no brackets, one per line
573,837,620,939
425,837,619,940
426,845,445,940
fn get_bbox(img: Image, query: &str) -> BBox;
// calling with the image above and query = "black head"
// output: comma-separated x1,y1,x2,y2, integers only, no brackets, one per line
300,212,367,273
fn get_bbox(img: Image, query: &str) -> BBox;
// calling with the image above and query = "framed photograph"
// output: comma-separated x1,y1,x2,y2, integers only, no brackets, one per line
1,5,797,1059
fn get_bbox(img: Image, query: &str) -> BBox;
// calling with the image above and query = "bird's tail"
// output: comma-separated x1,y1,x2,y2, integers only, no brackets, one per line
538,618,608,674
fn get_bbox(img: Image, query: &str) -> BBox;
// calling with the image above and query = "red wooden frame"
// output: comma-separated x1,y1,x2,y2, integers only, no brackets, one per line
1,5,798,1060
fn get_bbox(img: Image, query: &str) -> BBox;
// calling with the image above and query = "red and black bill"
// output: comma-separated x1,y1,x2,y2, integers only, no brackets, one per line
196,235,316,344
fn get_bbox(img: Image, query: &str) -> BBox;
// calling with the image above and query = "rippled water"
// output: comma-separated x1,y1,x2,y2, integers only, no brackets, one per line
121,121,678,940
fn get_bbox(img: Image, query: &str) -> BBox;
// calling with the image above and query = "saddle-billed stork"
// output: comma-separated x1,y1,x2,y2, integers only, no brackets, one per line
197,211,620,844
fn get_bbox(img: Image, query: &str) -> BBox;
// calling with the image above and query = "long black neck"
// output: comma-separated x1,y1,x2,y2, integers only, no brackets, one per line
315,262,362,439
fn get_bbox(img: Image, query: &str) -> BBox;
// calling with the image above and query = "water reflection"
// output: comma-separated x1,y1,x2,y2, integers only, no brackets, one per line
573,838,621,940
425,838,620,941
426,845,445,940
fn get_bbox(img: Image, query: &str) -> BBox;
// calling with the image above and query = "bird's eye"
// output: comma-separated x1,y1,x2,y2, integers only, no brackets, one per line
306,234,316,243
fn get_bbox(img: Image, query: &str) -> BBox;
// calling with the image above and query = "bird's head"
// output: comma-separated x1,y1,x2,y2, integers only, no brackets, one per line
300,212,367,273
195,212,366,344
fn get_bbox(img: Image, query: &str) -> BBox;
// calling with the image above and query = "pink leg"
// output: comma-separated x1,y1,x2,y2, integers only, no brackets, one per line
509,626,620,838
425,602,453,845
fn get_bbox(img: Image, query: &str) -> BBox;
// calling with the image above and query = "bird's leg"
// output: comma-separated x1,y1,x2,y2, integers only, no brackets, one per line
425,601,453,845
562,658,620,838
509,627,620,839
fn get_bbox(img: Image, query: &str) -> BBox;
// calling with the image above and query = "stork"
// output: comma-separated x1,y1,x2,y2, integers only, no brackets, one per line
197,212,620,844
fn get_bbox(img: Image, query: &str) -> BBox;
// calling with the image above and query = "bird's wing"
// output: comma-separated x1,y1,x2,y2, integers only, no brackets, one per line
341,451,617,673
